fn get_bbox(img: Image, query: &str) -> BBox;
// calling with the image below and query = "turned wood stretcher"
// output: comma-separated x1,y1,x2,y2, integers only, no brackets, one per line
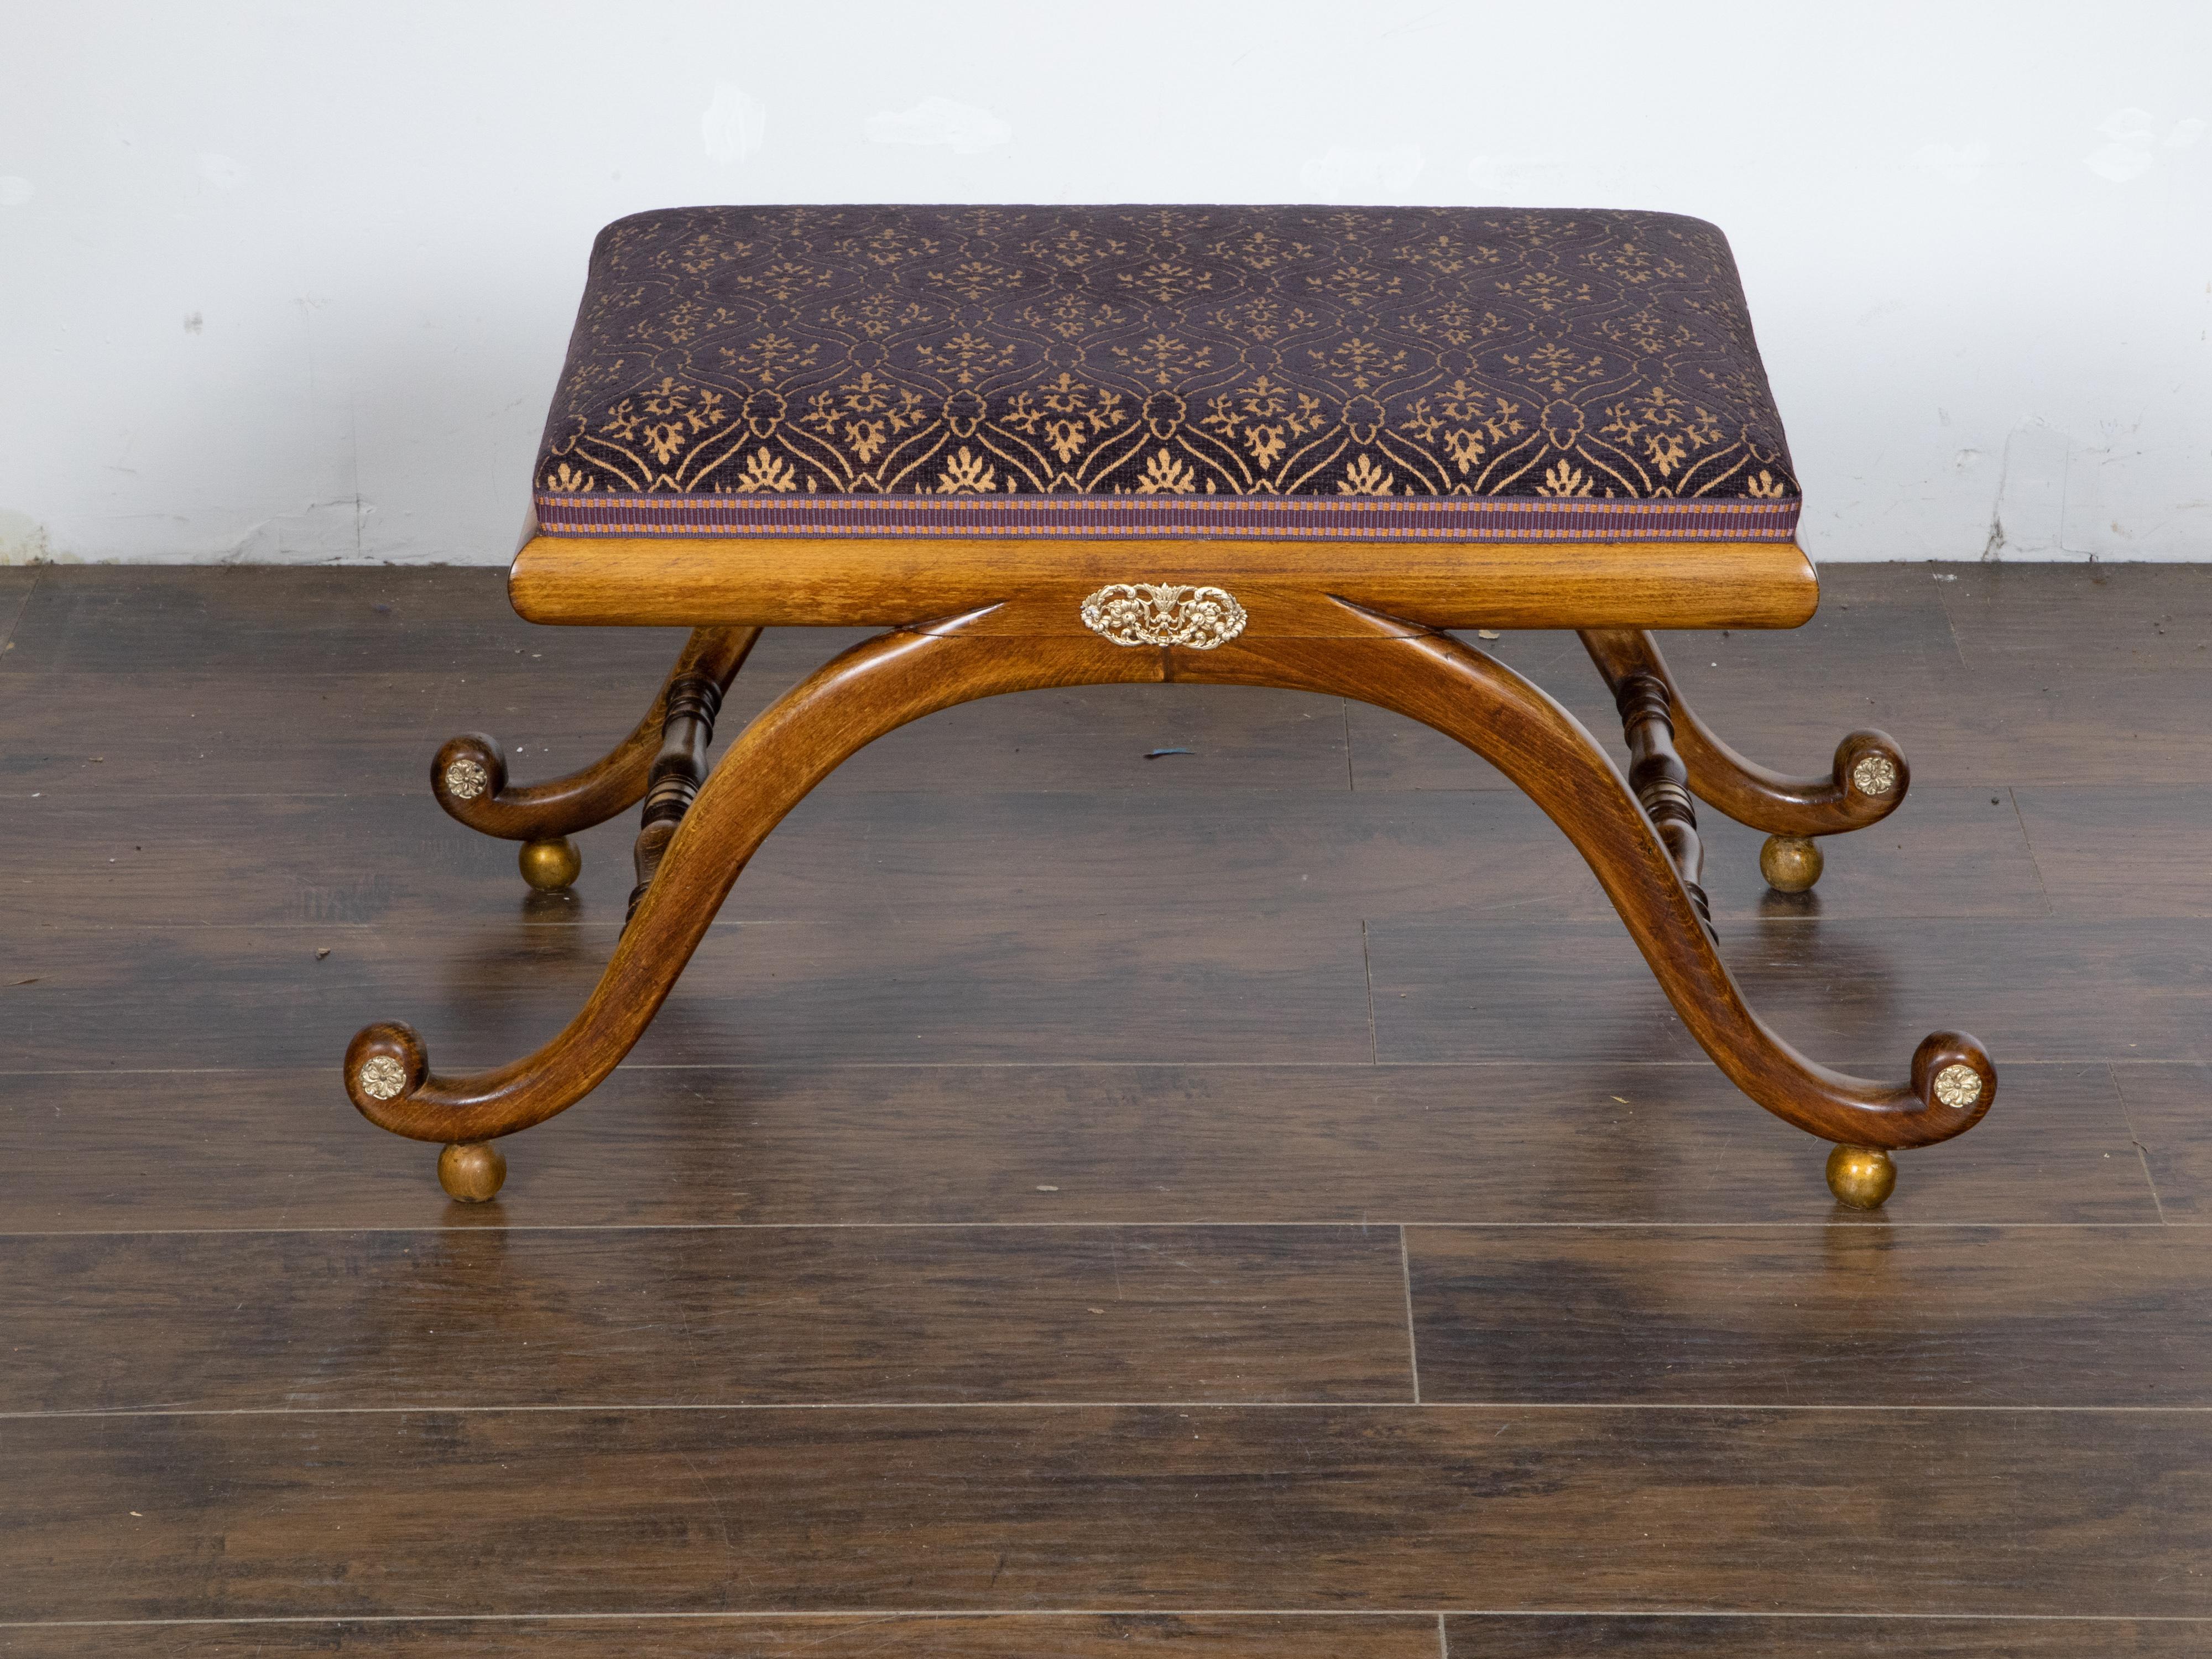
343,205,1993,1211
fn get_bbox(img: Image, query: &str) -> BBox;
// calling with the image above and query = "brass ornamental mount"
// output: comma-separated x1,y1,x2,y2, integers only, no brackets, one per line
1850,753,1899,796
1758,833,1823,894
356,1054,409,1101
1825,1144,1897,1210
443,757,491,800
1079,583,1248,649
1933,1062,1984,1109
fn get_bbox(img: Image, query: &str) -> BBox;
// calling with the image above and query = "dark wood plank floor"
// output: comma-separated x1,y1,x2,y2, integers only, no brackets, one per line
2,561,2207,1656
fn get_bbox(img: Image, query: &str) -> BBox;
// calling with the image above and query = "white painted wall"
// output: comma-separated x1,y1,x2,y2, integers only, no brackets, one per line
2,0,2207,565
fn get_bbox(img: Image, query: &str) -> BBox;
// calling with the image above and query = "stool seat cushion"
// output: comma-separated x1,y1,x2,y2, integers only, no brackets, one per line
534,205,1800,544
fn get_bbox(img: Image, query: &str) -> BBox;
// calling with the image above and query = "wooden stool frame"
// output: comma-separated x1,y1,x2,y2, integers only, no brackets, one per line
346,534,1995,1211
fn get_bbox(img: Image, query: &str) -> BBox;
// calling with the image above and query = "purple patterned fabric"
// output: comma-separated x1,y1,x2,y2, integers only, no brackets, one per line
534,205,1801,541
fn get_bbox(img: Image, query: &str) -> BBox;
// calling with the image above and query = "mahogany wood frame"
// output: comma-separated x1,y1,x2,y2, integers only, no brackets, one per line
430,627,760,843
346,535,1995,1201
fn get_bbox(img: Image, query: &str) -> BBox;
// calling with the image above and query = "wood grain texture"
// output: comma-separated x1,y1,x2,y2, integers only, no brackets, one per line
0,1614,1448,1657
7,1406,2210,1621
15,563,2209,785
1407,1223,2212,1406
1583,628,1910,839
0,565,587,676
2112,1062,2212,1221
0,785,2050,934
1690,789,2044,921
0,1062,2151,1235
1548,566,2212,791
0,568,1342,797
1187,622,1993,1151
1,559,2204,1635
0,665,1354,802
508,533,1819,630
821,679,1355,794
2013,786,2212,917
1936,561,2212,667
328,605,1996,1152
1918,679,2212,786
0,912,1375,1073
1446,1615,2209,1656
1367,915,2212,1065
8,1615,2201,1657
1349,566,1968,791
0,566,36,656
0,1225,1415,1412
433,627,760,843
1921,564,2212,785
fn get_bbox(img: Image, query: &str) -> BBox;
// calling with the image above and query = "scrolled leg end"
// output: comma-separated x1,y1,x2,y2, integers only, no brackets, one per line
1912,1029,1996,1124
437,1140,507,1203
432,733,508,816
1835,730,1909,808
519,836,583,891
345,1021,427,1118
1759,833,1824,893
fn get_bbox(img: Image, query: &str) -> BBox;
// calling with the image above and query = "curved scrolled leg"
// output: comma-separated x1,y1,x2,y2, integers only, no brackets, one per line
430,626,761,846
348,598,1989,1205
347,610,1160,1149
1200,607,1994,1162
1580,629,1908,844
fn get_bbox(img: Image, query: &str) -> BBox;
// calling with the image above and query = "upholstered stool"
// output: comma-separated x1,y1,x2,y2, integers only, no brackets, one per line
345,205,1994,1212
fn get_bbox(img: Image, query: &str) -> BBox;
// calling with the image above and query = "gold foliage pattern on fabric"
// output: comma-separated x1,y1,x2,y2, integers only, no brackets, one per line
536,205,1798,516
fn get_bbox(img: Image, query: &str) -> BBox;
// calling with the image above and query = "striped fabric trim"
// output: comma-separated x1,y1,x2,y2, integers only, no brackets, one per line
531,493,1801,542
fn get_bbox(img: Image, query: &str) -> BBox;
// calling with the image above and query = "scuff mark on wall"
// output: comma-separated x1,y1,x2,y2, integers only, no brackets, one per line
1970,418,2162,559
0,510,53,564
1980,431,2011,560
294,296,327,392
1989,419,2074,559
225,499,371,562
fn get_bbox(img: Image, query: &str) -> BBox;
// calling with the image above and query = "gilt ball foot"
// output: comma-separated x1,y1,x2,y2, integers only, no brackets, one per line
1825,1143,1896,1210
1760,833,1824,893
437,1141,507,1203
519,836,583,891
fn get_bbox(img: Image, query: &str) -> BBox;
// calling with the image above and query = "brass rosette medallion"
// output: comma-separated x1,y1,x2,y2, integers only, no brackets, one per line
357,1055,409,1100
444,757,491,800
1849,753,1898,796
1079,583,1249,650
1932,1062,1983,1109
